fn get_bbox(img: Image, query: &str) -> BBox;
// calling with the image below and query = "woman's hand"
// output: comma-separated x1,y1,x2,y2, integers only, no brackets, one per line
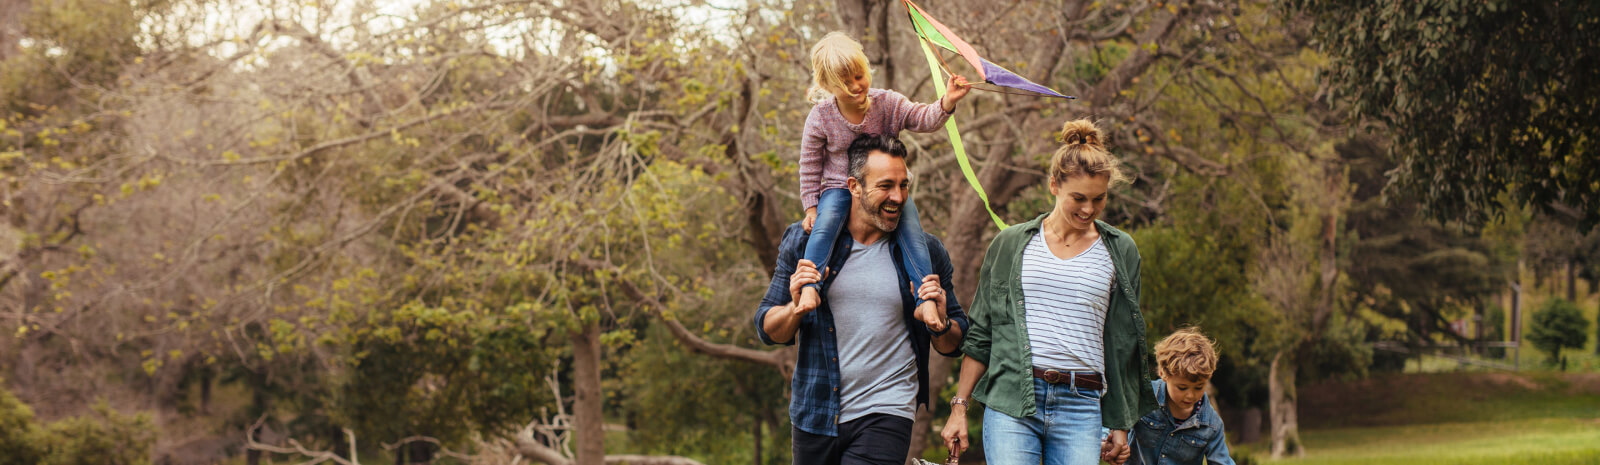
940,407,969,456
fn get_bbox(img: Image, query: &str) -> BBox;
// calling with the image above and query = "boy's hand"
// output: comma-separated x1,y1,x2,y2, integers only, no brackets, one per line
1101,430,1130,464
942,75,972,112
803,207,818,232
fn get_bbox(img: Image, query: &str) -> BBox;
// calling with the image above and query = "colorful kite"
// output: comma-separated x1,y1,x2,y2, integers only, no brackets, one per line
904,0,1074,229
905,0,1074,100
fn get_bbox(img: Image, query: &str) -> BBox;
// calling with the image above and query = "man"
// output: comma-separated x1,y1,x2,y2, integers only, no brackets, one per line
755,133,968,465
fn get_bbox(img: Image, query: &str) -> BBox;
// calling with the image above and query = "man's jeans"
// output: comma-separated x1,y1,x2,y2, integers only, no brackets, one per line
793,413,914,465
983,377,1110,465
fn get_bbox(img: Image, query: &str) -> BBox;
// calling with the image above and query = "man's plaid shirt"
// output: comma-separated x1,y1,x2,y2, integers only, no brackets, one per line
754,222,968,437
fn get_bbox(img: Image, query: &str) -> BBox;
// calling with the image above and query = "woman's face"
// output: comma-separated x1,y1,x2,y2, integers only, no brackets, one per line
1048,174,1110,232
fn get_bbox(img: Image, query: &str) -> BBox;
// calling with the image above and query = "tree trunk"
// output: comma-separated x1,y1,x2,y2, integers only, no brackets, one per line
1474,301,1486,356
247,384,271,465
572,323,606,465
753,416,763,465
835,0,868,40
1268,351,1303,459
1240,407,1262,444
0,0,27,62
906,355,953,461
199,369,214,415
1513,258,1525,368
869,0,894,90
1567,260,1578,302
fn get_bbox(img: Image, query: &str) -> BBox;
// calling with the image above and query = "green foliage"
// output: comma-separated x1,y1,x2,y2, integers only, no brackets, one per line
0,386,45,465
1342,136,1509,347
338,301,558,448
1527,299,1588,370
615,326,788,464
34,401,156,465
1292,0,1600,229
0,386,154,465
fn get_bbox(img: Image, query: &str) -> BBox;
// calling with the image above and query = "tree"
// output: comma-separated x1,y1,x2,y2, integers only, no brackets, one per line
1291,0,1600,230
1527,298,1588,371
1342,137,1510,349
0,385,155,465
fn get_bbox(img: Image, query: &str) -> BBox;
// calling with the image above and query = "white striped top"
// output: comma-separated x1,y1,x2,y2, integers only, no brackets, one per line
1021,232,1116,374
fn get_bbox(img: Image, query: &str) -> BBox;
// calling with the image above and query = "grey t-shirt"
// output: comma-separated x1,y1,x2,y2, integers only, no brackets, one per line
829,239,917,423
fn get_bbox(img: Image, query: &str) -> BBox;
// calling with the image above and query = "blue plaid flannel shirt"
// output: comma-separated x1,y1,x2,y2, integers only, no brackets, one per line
754,222,968,437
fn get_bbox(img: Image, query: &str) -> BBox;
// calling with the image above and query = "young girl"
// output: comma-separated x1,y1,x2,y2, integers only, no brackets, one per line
795,32,971,321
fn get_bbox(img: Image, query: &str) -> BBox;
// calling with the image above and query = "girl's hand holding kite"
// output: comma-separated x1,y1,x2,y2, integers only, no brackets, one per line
940,74,972,113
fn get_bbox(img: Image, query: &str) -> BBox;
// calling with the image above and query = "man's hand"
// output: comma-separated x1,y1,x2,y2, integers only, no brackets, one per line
803,207,818,232
789,259,822,314
913,274,948,331
940,408,969,457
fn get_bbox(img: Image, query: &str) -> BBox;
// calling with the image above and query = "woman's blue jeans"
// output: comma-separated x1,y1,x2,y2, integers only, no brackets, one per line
982,377,1110,465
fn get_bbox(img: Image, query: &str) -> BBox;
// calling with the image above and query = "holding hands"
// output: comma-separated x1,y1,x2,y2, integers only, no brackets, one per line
1100,430,1131,465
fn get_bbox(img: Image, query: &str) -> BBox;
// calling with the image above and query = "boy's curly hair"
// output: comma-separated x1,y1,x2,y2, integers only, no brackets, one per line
1154,327,1218,381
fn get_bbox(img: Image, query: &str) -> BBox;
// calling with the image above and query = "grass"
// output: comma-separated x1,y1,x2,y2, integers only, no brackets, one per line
1227,370,1600,465
1297,371,1600,429
1248,418,1600,465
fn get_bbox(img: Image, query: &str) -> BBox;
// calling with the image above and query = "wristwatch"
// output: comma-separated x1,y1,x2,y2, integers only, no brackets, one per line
930,317,952,335
951,396,968,409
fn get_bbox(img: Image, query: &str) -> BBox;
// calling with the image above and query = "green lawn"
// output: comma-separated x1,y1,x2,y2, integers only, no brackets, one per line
1250,418,1600,465
1230,370,1600,465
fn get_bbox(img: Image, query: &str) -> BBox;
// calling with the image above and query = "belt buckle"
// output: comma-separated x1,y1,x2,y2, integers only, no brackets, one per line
1043,369,1064,384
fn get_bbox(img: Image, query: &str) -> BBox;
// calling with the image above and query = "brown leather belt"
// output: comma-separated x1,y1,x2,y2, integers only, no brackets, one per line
1032,368,1104,390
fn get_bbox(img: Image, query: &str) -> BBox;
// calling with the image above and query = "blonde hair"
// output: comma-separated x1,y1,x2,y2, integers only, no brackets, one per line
1154,327,1219,381
1050,119,1130,188
807,32,871,104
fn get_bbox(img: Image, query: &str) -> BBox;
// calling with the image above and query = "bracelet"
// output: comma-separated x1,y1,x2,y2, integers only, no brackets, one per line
930,317,952,336
951,396,968,408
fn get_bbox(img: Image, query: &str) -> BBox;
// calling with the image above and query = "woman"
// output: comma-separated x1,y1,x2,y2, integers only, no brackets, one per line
940,119,1158,465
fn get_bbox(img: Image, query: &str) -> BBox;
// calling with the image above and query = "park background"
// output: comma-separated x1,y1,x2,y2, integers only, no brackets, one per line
0,0,1597,464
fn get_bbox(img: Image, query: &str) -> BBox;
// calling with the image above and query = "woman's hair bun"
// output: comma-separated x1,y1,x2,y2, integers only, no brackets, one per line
1058,119,1103,149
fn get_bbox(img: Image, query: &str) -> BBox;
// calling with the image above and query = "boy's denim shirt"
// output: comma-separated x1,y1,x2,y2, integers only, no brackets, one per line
1132,379,1236,465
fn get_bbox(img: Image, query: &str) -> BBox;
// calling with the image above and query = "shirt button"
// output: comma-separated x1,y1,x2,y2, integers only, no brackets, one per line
829,327,834,332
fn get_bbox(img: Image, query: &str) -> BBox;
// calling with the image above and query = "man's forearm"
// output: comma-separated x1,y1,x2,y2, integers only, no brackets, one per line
761,304,803,344
931,323,963,354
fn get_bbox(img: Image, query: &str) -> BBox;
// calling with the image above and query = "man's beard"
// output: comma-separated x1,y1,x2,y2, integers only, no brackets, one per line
860,199,901,233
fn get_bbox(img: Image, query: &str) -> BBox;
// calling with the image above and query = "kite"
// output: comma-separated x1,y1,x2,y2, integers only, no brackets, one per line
903,0,1075,229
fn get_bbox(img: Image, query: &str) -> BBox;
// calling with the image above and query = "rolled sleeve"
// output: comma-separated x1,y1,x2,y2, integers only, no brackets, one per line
754,224,807,346
926,235,968,357
958,234,1005,365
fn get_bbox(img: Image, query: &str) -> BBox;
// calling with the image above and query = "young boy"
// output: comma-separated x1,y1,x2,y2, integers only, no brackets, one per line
1128,327,1235,465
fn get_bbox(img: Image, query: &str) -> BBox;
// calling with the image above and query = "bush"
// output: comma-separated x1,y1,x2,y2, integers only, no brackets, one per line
1527,299,1589,371
0,383,154,465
